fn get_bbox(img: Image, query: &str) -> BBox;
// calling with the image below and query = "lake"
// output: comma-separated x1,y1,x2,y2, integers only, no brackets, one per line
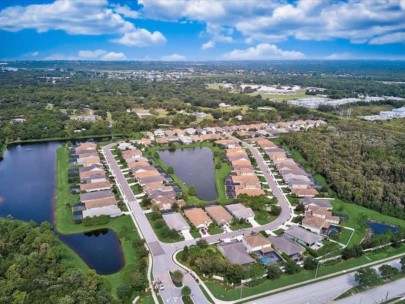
159,147,218,200
0,142,124,274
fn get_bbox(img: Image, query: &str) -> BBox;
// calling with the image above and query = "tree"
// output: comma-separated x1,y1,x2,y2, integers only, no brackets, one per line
188,186,197,196
167,166,174,174
303,257,319,270
355,267,382,287
284,261,301,274
342,245,363,260
267,265,282,280
181,286,191,297
401,256,405,272
171,270,184,285
379,264,398,280
215,163,222,169
196,239,208,248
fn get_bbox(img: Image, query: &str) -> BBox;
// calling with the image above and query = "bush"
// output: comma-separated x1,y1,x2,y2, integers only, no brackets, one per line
303,257,318,270
215,163,222,169
284,261,301,274
167,166,174,174
196,239,208,248
188,186,197,196
82,215,110,226
267,265,282,280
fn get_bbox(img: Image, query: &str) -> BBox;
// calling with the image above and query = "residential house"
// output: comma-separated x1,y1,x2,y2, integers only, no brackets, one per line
215,139,237,149
154,129,165,137
268,235,305,259
122,149,142,161
75,143,97,154
79,164,104,179
184,128,196,135
291,188,319,197
226,203,255,220
205,205,233,225
80,181,111,193
243,234,273,253
156,137,169,145
217,242,255,265
162,212,190,232
300,197,333,210
285,226,322,247
184,208,213,229
82,205,122,218
302,205,340,234
138,138,152,146
178,135,192,144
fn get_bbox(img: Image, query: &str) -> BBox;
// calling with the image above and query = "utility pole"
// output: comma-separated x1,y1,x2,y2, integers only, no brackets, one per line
315,262,320,279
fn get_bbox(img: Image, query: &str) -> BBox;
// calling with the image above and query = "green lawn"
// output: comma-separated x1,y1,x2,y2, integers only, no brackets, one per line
254,210,277,225
337,227,354,245
230,220,252,231
204,245,405,301
55,146,147,300
208,225,224,235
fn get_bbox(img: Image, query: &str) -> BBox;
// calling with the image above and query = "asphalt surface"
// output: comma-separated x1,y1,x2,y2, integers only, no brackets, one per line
103,144,209,304
247,259,403,304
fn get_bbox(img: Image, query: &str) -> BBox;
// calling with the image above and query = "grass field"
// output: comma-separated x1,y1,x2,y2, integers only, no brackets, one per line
248,89,308,102
55,146,146,300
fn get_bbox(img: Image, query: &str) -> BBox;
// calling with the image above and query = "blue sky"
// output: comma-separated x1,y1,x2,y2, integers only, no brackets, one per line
0,0,405,61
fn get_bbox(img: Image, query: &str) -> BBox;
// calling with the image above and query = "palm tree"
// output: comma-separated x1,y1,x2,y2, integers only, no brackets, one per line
181,286,191,297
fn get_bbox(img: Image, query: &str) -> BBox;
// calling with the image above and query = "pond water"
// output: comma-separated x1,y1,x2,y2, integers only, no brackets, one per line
0,142,124,274
368,221,398,235
159,147,218,200
0,142,60,223
58,229,125,274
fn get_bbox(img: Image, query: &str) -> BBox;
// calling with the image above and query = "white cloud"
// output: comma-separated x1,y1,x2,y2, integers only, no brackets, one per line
44,50,127,61
112,4,139,19
369,32,405,44
0,0,166,47
31,51,39,57
225,43,305,60
78,49,107,59
101,52,126,60
202,41,215,50
325,52,352,60
113,28,166,46
160,54,186,61
139,0,405,46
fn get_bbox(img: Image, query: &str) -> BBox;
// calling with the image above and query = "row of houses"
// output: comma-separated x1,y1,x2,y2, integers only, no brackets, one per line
219,141,265,198
218,225,323,267
251,137,319,197
162,203,256,238
120,145,185,211
74,143,122,220
134,120,326,147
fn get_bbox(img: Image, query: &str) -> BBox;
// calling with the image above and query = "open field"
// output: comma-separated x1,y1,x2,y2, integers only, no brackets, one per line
55,146,146,299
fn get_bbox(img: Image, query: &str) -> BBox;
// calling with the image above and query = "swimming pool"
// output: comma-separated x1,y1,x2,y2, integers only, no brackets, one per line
258,252,282,266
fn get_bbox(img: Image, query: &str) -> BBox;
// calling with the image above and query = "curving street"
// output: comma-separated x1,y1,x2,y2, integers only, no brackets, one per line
102,137,301,304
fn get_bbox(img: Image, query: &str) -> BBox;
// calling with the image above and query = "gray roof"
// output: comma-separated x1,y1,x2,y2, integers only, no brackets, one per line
268,235,305,256
82,205,122,218
162,212,190,231
79,164,103,173
138,175,166,184
226,203,254,219
80,189,114,202
148,189,176,199
81,173,107,183
218,242,255,265
300,197,332,209
285,226,322,245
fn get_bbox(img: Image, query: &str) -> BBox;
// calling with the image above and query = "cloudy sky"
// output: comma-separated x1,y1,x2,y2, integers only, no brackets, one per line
1,0,405,61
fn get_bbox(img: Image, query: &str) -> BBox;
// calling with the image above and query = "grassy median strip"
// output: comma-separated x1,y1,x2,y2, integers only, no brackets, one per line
55,146,146,300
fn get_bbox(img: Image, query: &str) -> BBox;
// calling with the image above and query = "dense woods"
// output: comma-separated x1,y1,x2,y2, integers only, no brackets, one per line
0,217,117,303
283,121,405,219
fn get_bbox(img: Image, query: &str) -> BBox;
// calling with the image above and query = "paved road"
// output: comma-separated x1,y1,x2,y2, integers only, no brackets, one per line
247,259,403,304
103,144,209,304
103,137,295,304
